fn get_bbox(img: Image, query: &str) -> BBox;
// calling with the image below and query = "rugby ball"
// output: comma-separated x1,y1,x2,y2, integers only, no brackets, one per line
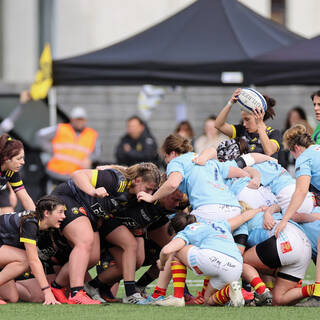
237,88,267,113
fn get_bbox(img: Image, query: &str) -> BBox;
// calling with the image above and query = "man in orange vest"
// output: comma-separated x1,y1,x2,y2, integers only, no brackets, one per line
37,106,101,189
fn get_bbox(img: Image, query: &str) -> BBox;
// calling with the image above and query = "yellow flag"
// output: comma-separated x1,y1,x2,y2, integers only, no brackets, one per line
30,43,53,100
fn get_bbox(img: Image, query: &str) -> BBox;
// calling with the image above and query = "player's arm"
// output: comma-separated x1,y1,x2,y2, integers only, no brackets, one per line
228,207,264,231
71,169,109,198
192,147,217,166
16,189,35,211
158,238,186,270
138,172,183,203
275,175,310,237
24,243,60,305
244,167,260,189
215,88,241,138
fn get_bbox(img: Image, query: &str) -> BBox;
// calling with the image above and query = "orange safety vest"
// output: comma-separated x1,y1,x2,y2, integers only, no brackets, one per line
47,123,98,175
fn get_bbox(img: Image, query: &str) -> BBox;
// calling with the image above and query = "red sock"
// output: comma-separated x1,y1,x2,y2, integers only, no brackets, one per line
212,285,230,305
302,284,315,298
201,277,210,296
171,260,187,298
250,277,266,295
152,286,166,299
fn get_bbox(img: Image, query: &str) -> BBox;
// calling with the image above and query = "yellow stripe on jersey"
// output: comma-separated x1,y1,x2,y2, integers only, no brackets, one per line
231,124,237,139
10,180,23,187
270,139,280,151
20,238,36,245
118,181,127,193
6,170,14,177
91,170,98,187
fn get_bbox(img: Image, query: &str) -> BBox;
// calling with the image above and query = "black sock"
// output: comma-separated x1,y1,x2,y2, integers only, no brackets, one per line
89,276,103,289
313,296,320,301
51,280,63,289
70,286,84,297
124,281,136,297
100,283,114,299
184,283,192,296
136,273,154,288
242,280,251,292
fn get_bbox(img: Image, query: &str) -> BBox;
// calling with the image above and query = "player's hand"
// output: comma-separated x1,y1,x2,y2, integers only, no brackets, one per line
263,212,276,230
274,220,287,238
247,177,260,189
43,290,61,305
94,187,109,198
230,88,241,104
192,155,207,166
137,191,154,203
157,259,165,271
253,108,265,126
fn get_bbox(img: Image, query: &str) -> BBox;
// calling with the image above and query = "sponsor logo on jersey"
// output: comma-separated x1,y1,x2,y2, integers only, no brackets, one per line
79,207,87,216
71,207,79,215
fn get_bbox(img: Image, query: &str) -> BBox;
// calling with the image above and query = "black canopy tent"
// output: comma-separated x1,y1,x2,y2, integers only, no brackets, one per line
249,35,320,86
53,0,303,87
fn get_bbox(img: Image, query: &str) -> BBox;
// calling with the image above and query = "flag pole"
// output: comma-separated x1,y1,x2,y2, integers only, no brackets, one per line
48,87,57,126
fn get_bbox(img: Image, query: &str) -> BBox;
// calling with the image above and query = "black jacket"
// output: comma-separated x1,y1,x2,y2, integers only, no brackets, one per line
115,128,159,166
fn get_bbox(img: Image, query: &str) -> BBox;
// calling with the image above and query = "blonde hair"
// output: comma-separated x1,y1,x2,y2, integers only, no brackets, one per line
161,133,193,156
283,124,314,150
111,162,161,186
239,201,252,213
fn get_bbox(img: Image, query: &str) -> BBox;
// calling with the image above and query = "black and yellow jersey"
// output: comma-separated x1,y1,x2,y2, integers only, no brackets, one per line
231,124,282,159
0,211,39,249
0,170,24,192
66,169,134,220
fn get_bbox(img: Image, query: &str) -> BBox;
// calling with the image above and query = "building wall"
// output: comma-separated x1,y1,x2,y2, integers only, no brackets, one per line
55,85,318,163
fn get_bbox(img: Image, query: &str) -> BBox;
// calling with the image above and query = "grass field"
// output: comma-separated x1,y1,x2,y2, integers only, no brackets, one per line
0,263,317,320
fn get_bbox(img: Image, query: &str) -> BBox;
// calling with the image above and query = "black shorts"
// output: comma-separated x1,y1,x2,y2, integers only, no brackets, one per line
0,188,11,207
255,236,282,269
99,218,123,249
52,183,97,231
143,239,161,266
147,216,169,232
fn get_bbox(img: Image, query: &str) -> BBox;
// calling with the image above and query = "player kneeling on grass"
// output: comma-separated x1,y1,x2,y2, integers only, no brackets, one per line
149,209,264,307
0,196,65,305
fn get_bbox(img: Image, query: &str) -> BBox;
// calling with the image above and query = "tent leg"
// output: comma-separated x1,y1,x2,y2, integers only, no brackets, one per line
48,87,57,126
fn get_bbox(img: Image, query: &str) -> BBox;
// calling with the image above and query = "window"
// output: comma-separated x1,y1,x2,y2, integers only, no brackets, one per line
271,0,286,25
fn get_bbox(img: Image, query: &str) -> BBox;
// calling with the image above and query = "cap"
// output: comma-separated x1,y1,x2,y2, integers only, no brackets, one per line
217,139,241,161
70,107,87,119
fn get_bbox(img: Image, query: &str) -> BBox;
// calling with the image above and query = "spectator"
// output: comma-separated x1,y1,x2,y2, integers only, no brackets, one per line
115,116,159,166
278,107,313,175
174,121,195,146
36,106,101,187
311,90,320,144
0,90,31,213
194,115,229,154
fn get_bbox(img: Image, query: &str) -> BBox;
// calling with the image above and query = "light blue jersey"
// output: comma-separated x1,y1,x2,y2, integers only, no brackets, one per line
174,221,243,263
167,152,240,209
300,206,320,257
233,211,302,247
295,145,320,193
252,162,295,195
225,176,251,196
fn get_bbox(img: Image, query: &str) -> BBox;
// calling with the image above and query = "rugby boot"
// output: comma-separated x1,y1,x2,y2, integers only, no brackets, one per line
155,295,185,307
50,284,74,304
84,282,106,303
254,288,272,306
295,296,320,307
68,290,101,304
229,281,245,307
122,292,145,304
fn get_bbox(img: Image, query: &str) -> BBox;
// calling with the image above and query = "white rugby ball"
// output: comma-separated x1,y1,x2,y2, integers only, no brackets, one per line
237,88,267,113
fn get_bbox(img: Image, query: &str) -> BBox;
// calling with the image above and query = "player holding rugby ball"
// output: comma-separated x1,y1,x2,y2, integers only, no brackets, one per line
215,88,282,159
